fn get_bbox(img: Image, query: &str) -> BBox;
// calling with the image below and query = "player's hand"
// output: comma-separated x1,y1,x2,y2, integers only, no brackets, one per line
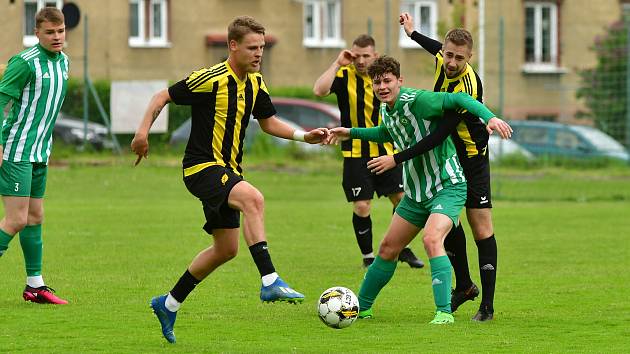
304,128,329,144
367,155,396,175
326,127,351,145
336,50,355,67
131,134,149,166
399,12,415,37
486,117,513,139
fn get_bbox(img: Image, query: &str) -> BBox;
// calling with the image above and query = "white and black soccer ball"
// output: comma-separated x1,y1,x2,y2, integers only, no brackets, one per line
317,286,359,329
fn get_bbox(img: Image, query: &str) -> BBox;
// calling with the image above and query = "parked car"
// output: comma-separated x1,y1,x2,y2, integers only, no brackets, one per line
169,115,321,152
487,134,535,162
54,113,112,150
508,120,630,162
272,97,340,130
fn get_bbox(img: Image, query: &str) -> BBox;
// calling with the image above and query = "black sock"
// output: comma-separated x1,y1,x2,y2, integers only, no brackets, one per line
249,241,276,277
170,270,201,303
476,235,497,312
352,213,373,256
444,223,473,291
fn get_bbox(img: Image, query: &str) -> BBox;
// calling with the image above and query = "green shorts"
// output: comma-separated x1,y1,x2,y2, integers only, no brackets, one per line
395,182,467,228
0,160,48,198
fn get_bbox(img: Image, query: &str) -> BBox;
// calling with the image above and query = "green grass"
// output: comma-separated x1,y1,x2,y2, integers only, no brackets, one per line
0,155,629,353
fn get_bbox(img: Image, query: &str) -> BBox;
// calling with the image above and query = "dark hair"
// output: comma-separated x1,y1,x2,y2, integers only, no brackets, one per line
444,28,473,50
367,55,401,79
227,16,265,43
35,7,64,28
352,34,375,48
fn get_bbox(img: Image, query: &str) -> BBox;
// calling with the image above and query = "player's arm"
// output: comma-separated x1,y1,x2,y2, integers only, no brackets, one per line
351,125,392,143
0,92,12,166
0,57,32,168
367,111,461,174
399,12,442,55
443,92,512,138
313,50,354,97
327,125,391,145
131,88,171,165
258,116,328,144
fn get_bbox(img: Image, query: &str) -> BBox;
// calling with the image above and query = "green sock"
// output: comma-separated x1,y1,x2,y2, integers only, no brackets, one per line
429,255,452,313
19,224,43,276
358,256,397,311
0,228,15,257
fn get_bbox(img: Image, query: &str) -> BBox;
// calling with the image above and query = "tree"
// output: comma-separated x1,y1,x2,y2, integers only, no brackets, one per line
577,19,629,147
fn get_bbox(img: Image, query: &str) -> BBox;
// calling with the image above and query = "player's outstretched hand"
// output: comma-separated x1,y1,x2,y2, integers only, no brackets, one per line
326,127,351,145
367,155,396,175
305,128,329,144
131,134,149,166
336,50,355,67
399,12,415,37
486,117,513,139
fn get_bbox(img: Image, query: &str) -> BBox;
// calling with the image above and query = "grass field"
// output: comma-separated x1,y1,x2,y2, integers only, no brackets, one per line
1,155,629,353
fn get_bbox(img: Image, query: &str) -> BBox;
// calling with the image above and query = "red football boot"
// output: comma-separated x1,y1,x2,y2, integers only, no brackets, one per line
23,285,69,305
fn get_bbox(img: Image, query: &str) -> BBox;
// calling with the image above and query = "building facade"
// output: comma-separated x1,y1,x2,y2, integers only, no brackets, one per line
1,0,627,123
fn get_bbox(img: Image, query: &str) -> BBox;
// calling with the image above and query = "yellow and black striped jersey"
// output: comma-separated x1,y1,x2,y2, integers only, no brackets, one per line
434,51,488,158
169,61,276,176
331,64,395,158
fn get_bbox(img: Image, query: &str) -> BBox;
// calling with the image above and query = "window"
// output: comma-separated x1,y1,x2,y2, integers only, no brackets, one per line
523,2,562,73
129,0,169,48
303,0,345,48
399,0,438,48
23,0,63,47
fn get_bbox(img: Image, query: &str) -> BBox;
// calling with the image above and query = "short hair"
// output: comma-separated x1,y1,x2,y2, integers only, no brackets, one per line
352,34,375,48
444,28,473,50
227,16,265,43
35,7,64,28
367,55,401,79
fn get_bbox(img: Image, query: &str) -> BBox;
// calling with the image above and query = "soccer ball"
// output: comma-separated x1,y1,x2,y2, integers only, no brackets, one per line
317,286,359,329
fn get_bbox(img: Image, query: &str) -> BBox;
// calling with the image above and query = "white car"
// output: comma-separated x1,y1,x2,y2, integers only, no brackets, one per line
487,134,535,162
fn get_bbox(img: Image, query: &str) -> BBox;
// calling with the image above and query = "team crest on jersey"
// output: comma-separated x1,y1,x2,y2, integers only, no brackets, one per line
221,173,229,186
238,93,244,101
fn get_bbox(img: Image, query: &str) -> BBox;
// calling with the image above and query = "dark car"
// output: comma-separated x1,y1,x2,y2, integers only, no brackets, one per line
54,113,112,150
508,120,629,162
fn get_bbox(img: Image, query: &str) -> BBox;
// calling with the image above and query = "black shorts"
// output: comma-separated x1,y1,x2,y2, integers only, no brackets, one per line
460,153,492,209
342,157,403,202
183,165,243,234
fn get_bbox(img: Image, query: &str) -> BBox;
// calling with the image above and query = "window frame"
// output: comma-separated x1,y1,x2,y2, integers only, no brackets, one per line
522,1,564,73
23,0,63,47
303,0,345,48
399,0,438,48
128,0,170,48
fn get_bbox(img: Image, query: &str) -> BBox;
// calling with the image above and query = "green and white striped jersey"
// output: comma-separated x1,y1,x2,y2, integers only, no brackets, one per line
351,88,495,202
0,44,69,164
381,88,464,202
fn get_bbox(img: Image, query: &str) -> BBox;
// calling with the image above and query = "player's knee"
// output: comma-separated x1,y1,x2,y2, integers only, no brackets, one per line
377,239,399,261
243,190,265,215
221,243,239,261
7,218,28,234
27,212,44,225
353,200,371,216
422,233,442,254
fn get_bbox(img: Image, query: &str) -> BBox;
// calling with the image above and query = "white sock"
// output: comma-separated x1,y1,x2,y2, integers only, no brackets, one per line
362,252,375,259
261,272,279,287
27,275,45,288
164,293,181,312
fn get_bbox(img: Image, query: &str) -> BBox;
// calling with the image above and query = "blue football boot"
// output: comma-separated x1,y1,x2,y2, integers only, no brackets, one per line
260,277,304,304
150,294,177,343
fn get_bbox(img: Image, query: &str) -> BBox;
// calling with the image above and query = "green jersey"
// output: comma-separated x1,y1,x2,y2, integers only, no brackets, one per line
0,44,69,164
351,87,495,202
